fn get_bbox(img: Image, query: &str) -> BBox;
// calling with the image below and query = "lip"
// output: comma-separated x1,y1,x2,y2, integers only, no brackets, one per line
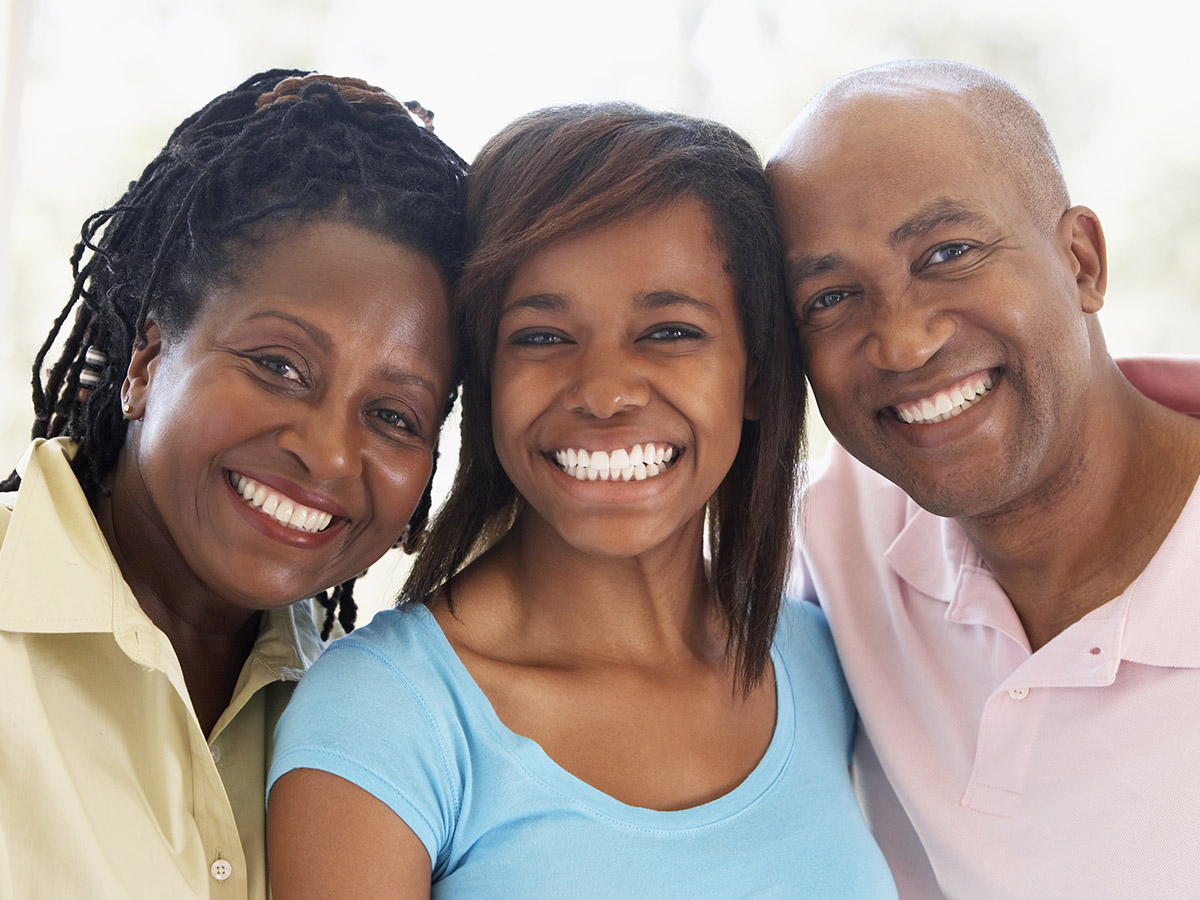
886,368,1000,426
550,441,681,483
223,468,350,548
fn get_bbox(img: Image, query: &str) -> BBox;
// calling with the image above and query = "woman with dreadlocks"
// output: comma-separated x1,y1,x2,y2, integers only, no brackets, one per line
267,104,897,899
0,70,464,899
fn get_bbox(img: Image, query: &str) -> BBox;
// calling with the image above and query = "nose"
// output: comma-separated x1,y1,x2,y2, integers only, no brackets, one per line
276,403,363,480
862,294,956,373
561,345,650,418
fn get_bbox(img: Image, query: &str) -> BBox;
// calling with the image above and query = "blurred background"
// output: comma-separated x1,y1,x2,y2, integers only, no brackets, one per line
3,0,1197,614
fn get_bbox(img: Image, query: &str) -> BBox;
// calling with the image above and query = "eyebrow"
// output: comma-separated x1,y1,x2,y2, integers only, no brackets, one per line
785,254,843,292
784,197,993,291
888,197,992,247
500,290,720,318
248,310,438,397
247,310,333,353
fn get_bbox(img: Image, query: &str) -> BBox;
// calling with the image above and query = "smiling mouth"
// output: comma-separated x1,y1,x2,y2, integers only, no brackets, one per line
552,442,679,482
892,370,997,425
228,472,335,533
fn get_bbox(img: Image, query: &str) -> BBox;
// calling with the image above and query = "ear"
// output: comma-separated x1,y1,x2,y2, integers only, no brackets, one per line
121,320,165,420
1060,205,1107,314
743,364,761,422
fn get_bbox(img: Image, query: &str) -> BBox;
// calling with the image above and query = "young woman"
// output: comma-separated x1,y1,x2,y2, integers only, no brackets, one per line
268,104,898,898
0,70,465,899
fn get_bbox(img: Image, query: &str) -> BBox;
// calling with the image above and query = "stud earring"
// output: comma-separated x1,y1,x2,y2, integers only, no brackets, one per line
122,402,133,416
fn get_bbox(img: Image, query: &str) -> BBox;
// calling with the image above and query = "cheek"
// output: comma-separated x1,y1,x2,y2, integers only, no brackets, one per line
371,452,436,534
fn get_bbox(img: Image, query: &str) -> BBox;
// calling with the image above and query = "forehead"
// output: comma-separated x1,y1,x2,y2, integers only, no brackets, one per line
771,91,1027,249
505,198,731,301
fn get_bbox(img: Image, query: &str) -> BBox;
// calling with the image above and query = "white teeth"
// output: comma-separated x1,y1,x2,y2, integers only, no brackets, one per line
894,373,997,426
228,473,334,533
552,442,679,483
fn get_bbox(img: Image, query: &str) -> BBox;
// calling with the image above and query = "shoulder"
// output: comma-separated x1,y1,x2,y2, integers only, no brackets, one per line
269,605,470,859
280,603,457,724
800,441,914,546
773,598,854,745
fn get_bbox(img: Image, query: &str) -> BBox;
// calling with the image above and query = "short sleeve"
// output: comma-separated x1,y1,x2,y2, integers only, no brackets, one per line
268,625,460,864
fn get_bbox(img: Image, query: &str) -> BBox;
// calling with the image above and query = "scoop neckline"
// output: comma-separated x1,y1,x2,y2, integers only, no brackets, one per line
402,602,795,832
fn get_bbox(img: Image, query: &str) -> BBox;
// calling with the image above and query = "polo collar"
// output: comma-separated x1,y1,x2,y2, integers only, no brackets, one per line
885,471,1200,670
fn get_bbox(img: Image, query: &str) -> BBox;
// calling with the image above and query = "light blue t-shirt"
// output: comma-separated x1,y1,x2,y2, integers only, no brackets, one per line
269,598,897,898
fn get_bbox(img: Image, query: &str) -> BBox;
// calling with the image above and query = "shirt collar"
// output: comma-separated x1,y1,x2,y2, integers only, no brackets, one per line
884,468,1200,670
0,437,323,675
1118,474,1200,668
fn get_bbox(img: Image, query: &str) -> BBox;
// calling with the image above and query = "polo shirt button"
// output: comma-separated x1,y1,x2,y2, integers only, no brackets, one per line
210,744,221,764
211,859,233,881
1008,687,1029,700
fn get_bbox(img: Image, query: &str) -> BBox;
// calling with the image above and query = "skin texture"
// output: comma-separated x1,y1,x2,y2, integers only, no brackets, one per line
768,69,1200,650
268,199,776,899
97,220,455,734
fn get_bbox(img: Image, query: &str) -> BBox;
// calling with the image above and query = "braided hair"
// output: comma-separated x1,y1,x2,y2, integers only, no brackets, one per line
3,69,468,637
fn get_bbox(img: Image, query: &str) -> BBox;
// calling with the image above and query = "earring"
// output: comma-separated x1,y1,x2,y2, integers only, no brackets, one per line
122,402,133,417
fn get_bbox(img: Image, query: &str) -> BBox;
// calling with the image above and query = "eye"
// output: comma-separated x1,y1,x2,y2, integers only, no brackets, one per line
642,323,705,342
373,406,421,437
509,329,571,347
254,353,304,383
927,242,972,265
807,289,849,313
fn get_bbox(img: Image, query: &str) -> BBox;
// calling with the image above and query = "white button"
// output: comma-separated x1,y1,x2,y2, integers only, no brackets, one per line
210,859,233,881
1008,687,1029,700
209,744,221,764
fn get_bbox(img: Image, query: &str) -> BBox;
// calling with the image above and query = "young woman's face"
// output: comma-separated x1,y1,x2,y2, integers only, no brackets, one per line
491,197,756,559
117,220,455,610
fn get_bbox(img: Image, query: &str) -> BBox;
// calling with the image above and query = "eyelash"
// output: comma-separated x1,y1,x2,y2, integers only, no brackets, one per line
926,242,973,265
510,330,569,347
643,323,705,341
253,353,306,385
508,324,706,346
372,406,421,437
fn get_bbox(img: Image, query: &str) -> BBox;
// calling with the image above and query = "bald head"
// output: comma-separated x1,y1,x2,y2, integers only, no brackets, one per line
770,60,1069,232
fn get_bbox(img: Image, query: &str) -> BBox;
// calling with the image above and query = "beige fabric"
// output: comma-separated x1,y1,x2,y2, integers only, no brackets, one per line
0,438,323,899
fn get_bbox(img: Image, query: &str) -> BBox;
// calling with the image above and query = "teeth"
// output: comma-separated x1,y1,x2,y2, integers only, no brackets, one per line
553,442,679,483
894,372,996,426
228,473,334,533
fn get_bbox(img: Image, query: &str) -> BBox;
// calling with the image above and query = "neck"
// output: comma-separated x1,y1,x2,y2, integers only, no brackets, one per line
96,459,263,736
459,509,722,668
960,378,1200,651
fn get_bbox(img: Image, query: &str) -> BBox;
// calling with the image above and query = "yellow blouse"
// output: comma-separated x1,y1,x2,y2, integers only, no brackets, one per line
0,438,324,899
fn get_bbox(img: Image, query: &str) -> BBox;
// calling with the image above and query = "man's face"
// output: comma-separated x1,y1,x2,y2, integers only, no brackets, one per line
769,91,1105,520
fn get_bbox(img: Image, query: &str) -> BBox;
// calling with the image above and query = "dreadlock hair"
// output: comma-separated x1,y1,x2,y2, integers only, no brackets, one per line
3,69,468,638
402,103,807,693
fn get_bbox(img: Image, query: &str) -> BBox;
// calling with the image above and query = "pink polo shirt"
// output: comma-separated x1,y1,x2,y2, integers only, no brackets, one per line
792,356,1200,900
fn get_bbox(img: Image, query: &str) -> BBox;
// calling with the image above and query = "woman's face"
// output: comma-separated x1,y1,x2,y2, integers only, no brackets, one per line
115,220,455,611
491,197,756,560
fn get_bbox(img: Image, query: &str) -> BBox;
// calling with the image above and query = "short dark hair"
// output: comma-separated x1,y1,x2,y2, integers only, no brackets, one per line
403,103,806,691
6,69,468,636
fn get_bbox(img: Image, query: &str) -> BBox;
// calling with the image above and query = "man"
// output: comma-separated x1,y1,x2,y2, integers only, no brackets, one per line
767,60,1200,900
